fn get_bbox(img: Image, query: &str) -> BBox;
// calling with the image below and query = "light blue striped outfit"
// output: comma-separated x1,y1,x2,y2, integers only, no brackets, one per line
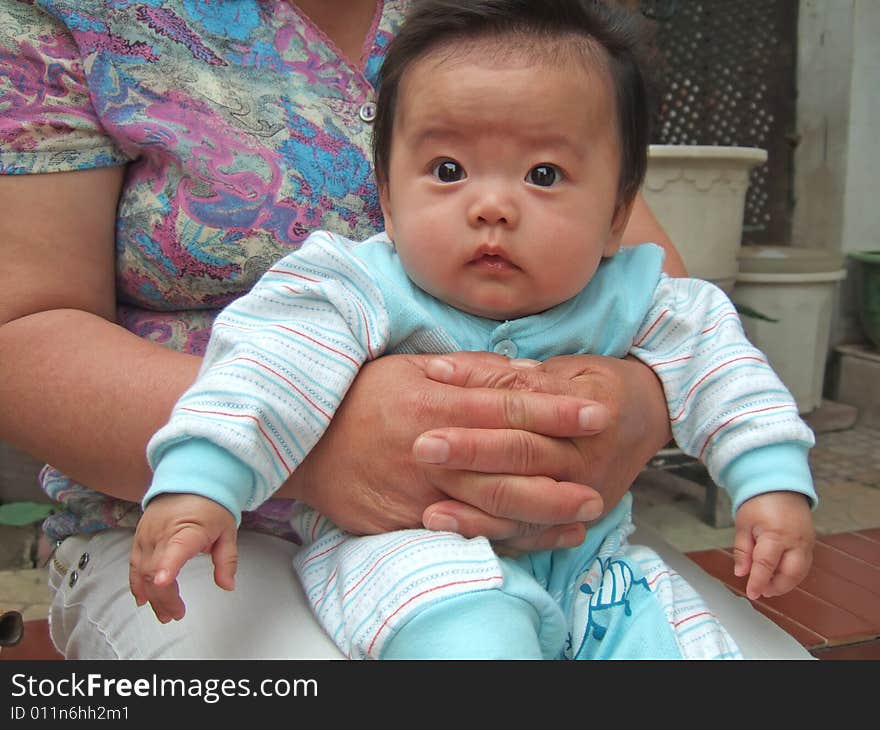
146,231,816,659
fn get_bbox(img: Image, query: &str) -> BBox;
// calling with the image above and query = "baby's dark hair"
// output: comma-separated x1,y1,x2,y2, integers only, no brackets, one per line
372,0,653,207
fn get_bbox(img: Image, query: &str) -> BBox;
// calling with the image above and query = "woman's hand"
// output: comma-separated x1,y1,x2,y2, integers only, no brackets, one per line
285,350,671,553
420,352,671,539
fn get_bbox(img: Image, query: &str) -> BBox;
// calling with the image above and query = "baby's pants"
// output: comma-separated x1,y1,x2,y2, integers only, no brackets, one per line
292,494,742,660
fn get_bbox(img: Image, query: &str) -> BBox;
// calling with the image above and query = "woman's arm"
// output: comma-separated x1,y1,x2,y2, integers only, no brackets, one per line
623,191,688,276
0,168,201,500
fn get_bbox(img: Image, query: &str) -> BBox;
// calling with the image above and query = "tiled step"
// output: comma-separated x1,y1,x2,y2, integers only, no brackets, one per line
686,528,880,658
810,639,880,660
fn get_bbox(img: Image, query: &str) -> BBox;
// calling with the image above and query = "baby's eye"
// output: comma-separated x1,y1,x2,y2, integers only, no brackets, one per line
526,164,561,187
432,159,466,183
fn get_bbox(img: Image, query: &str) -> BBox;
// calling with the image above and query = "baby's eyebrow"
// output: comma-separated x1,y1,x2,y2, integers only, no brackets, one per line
529,133,586,161
405,125,467,150
408,125,584,157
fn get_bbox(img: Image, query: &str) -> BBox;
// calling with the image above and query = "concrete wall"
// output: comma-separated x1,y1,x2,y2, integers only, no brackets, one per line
842,1,880,254
793,0,880,347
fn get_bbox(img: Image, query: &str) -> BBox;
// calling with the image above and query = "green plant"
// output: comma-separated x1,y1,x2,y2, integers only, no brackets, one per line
734,301,779,323
0,501,55,527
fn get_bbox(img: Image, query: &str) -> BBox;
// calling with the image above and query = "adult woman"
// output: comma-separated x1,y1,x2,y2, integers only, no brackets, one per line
1,0,692,658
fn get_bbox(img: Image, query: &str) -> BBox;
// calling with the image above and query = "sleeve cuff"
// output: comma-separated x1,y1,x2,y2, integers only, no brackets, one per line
720,442,818,516
143,438,255,525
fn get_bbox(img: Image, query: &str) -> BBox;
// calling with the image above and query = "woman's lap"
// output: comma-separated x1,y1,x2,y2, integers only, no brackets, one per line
48,525,813,660
49,528,343,659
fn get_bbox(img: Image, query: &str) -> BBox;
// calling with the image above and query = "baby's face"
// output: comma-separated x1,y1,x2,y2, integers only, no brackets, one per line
379,41,631,320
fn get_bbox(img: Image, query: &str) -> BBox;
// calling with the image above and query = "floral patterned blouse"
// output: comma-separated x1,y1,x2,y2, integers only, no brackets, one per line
0,0,405,542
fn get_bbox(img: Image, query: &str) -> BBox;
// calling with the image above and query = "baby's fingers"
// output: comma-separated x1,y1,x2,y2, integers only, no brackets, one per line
745,534,785,601
141,527,209,622
761,547,813,598
211,530,239,592
732,526,756,580
153,527,209,588
128,542,149,609
145,576,187,624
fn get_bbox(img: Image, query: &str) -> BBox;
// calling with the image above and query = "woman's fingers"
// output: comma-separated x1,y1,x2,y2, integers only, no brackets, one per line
425,354,610,436
498,523,587,553
414,427,589,483
426,353,542,389
419,467,603,526
423,498,588,551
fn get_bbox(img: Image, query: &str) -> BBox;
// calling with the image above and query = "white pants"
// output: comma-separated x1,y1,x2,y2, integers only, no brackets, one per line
49,529,341,659
48,526,813,660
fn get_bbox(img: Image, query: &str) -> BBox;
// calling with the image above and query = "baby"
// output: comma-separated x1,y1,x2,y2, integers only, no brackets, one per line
131,0,815,660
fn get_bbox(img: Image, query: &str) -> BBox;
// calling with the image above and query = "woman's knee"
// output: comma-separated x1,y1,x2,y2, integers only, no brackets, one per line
49,529,342,659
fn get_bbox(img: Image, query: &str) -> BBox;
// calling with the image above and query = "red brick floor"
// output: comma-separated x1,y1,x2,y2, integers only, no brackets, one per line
686,528,880,659
0,618,62,660
4,530,879,660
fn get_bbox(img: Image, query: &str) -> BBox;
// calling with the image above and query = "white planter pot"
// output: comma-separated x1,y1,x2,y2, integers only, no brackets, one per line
735,246,846,415
643,145,767,293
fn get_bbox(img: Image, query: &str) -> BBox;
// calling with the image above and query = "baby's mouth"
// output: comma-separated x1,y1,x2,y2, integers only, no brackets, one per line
468,248,520,271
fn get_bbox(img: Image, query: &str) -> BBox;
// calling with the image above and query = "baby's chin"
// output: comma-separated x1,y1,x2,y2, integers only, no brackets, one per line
417,279,559,320
452,297,553,321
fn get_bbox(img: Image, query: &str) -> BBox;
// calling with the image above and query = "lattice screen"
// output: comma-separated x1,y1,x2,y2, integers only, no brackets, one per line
641,0,798,244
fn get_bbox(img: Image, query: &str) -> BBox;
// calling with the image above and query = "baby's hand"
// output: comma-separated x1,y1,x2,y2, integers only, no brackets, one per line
129,493,238,623
733,491,814,601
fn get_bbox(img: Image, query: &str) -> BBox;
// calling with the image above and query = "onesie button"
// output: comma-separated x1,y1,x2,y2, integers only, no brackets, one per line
493,339,518,358
78,552,90,570
68,570,78,588
359,102,377,123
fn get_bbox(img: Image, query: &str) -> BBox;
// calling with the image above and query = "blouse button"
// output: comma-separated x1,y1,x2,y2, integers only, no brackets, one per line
493,339,518,358
359,102,377,123
68,570,78,588
78,552,90,570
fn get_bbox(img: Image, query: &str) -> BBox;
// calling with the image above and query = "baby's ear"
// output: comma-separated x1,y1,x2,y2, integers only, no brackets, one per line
603,197,635,257
378,180,395,240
